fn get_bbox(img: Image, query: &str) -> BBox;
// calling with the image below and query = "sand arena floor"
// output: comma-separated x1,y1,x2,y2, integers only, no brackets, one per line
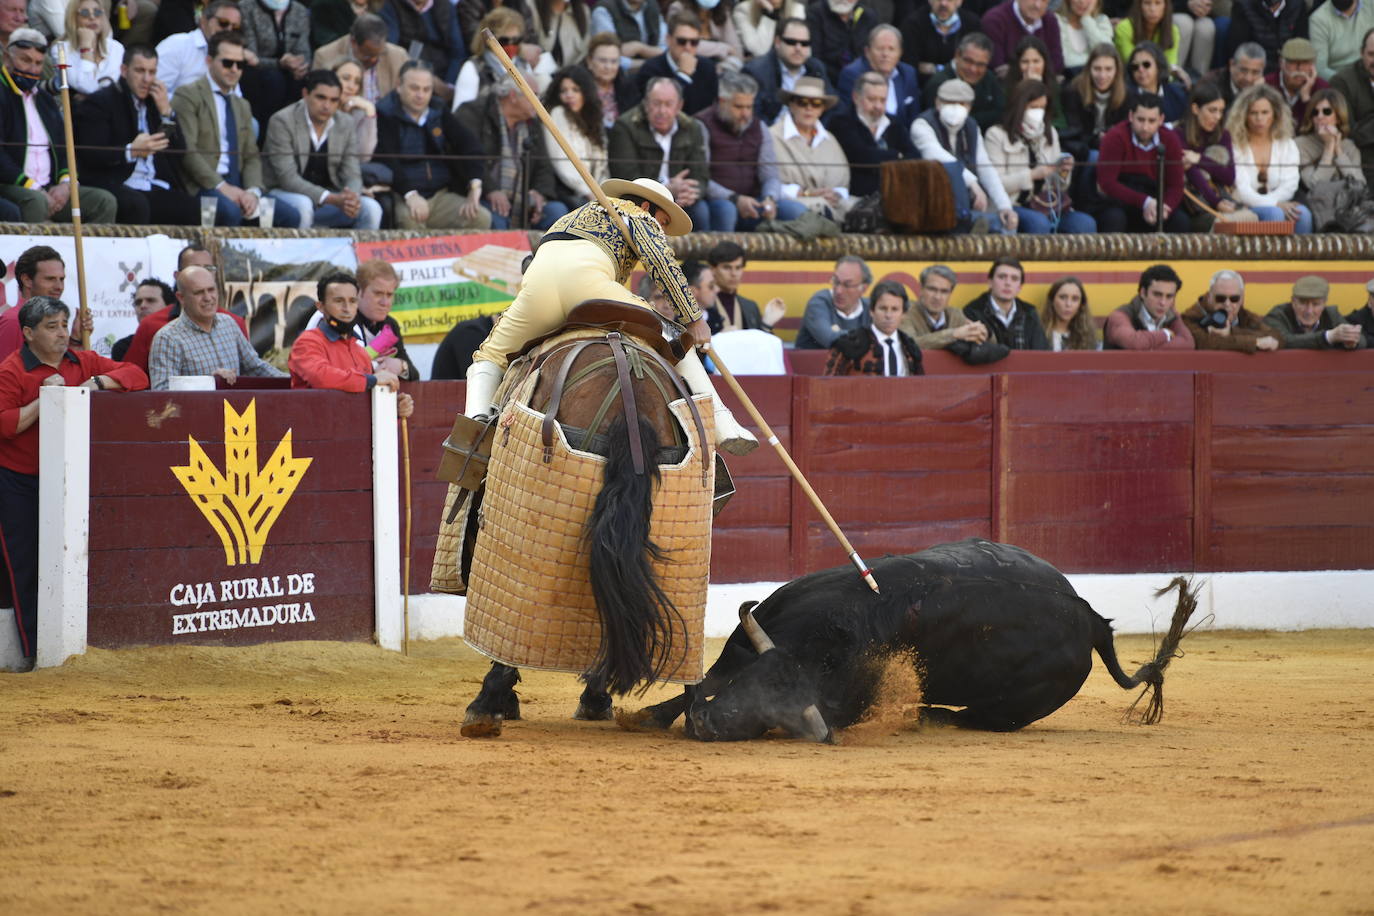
2,629,1372,915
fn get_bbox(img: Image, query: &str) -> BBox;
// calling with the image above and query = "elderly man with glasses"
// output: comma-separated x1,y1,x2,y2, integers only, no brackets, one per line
1180,269,1282,352
795,254,873,349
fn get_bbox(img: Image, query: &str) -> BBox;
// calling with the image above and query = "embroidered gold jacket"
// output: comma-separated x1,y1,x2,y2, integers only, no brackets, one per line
546,198,703,325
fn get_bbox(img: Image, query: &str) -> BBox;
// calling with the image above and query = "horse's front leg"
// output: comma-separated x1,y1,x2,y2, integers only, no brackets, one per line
574,672,614,721
461,662,521,738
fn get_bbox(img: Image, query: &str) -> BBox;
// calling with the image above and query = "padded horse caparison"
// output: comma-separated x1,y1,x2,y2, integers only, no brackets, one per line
536,332,709,482
511,299,691,365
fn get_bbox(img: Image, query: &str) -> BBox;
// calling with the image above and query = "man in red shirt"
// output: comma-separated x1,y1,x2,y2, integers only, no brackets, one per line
289,271,414,418
1095,93,1189,233
0,297,147,666
0,246,93,359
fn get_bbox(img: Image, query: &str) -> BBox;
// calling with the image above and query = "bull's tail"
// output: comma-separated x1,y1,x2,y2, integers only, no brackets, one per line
585,413,682,696
1091,576,1203,725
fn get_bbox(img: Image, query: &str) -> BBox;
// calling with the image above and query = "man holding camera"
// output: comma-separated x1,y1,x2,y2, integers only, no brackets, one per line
1180,270,1282,352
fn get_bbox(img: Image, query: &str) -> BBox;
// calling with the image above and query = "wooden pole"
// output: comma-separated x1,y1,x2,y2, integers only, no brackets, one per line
480,31,879,594
55,45,90,349
401,415,413,656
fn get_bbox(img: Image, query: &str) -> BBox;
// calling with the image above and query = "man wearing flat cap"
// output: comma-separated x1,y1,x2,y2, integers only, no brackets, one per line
463,177,758,455
1343,278,1374,349
769,77,853,222
1264,275,1367,349
1264,38,1329,127
910,77,1016,232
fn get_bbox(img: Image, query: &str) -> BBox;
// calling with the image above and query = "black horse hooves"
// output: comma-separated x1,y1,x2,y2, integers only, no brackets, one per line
461,713,504,738
573,703,615,721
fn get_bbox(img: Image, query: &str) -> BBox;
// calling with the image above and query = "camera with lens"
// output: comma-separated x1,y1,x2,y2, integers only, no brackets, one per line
1197,309,1230,330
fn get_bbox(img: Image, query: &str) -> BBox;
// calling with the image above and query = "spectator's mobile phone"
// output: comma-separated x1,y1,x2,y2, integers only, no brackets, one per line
408,41,425,61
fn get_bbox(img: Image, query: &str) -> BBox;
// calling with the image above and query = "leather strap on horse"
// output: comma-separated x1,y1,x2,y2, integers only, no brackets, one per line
606,332,646,476
637,345,711,486
540,339,596,464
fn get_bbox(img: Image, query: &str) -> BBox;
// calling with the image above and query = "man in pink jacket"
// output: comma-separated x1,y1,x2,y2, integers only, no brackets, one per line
1104,264,1195,350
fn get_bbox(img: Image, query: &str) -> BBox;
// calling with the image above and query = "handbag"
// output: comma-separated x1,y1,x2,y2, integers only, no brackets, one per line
1027,170,1072,220
1302,175,1374,233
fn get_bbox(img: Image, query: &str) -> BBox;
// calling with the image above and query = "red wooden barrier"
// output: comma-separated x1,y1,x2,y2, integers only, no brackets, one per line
88,391,376,648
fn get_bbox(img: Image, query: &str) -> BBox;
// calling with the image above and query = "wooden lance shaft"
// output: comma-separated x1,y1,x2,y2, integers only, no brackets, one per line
402,415,413,656
56,45,90,350
481,31,880,594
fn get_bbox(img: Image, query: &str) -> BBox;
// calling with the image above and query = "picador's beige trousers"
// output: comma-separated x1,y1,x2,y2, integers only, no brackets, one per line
474,239,649,370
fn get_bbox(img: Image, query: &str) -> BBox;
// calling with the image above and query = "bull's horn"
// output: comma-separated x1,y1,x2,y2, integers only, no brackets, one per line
739,605,775,654
800,705,832,743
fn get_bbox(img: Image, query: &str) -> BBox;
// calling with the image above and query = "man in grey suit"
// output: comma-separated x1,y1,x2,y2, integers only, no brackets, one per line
263,70,381,229
311,13,408,103
172,30,301,227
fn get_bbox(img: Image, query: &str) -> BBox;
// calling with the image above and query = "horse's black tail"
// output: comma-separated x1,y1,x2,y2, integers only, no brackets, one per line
1092,576,1204,725
585,413,684,696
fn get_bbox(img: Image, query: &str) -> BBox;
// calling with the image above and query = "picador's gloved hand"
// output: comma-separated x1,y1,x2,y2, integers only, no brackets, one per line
464,361,505,419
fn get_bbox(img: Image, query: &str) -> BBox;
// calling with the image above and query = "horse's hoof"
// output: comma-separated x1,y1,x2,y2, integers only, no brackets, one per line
573,702,614,721
461,713,504,738
615,707,669,732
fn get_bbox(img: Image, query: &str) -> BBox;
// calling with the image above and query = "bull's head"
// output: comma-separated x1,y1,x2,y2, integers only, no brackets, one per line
687,604,833,743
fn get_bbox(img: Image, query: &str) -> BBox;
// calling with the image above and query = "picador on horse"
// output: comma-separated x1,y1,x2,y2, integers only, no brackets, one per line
431,176,754,737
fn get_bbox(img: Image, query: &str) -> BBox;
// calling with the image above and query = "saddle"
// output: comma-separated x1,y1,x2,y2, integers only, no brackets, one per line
512,299,690,365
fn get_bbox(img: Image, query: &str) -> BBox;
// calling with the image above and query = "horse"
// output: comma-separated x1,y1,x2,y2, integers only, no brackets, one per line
458,305,712,738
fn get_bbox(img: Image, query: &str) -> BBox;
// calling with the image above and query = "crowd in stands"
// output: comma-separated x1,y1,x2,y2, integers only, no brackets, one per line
0,0,1367,233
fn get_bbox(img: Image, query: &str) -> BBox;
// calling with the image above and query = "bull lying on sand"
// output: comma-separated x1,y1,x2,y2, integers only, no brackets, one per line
628,539,1200,742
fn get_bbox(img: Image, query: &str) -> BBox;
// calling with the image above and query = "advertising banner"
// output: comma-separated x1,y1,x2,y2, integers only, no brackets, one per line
220,237,358,356
86,391,376,648
355,232,531,343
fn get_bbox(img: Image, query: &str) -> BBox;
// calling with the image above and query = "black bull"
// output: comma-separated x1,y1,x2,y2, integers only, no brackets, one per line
628,539,1200,742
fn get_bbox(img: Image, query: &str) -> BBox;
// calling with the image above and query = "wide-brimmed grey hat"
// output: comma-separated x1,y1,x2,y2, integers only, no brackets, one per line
779,76,838,111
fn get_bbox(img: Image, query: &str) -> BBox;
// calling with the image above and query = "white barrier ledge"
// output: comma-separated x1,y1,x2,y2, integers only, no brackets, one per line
37,386,89,669
372,387,402,651
168,376,216,391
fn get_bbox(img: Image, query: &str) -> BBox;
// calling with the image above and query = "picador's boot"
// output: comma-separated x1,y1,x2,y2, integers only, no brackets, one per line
464,360,505,418
675,348,758,456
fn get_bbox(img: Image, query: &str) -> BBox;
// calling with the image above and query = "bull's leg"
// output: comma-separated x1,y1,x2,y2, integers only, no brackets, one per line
461,662,521,738
574,674,613,721
944,676,1085,732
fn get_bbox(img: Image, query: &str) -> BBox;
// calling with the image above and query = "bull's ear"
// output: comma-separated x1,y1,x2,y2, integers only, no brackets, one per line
739,605,776,654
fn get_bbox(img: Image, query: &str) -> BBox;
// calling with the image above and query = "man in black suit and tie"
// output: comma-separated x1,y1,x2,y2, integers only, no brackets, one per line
77,44,200,226
743,17,832,125
827,71,917,197
635,12,717,116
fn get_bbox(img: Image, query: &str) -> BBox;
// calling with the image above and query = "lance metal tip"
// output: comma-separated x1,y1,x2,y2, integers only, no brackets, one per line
849,552,880,594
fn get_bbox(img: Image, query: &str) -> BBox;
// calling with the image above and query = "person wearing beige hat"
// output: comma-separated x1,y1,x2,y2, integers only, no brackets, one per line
1263,37,1330,127
1343,278,1374,348
466,175,759,454
910,77,1017,232
768,76,853,221
1263,275,1367,350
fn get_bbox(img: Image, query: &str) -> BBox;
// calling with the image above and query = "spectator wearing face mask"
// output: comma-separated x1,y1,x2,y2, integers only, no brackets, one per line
910,77,1017,232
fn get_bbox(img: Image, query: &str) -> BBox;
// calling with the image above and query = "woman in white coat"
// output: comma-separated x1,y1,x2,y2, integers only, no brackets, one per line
767,77,852,221
1227,83,1313,234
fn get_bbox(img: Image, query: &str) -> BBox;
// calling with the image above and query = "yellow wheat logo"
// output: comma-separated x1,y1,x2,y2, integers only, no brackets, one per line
171,400,312,566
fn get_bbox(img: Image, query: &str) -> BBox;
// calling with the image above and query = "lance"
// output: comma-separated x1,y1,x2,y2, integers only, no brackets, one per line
481,30,879,594
55,45,90,349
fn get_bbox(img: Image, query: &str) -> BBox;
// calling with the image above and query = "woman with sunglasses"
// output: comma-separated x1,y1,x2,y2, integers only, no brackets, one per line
453,7,554,108
50,0,122,95
769,76,852,221
1124,42,1185,122
1228,83,1313,233
986,80,1096,233
1296,88,1365,195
